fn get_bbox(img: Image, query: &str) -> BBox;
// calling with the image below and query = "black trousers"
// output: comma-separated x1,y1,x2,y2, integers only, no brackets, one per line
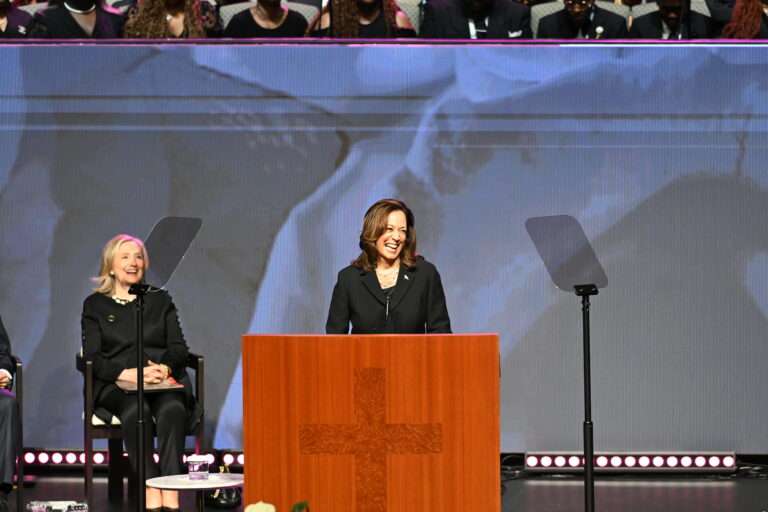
98,386,187,479
0,390,17,486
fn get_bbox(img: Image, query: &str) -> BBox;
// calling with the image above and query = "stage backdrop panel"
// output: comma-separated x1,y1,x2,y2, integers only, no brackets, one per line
0,46,768,452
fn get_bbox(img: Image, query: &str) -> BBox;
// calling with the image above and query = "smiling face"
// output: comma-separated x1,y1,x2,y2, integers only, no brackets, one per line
375,210,407,266
110,240,146,290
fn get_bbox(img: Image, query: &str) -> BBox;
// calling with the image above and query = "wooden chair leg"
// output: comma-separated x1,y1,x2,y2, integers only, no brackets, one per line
84,432,93,509
107,439,124,503
15,404,22,512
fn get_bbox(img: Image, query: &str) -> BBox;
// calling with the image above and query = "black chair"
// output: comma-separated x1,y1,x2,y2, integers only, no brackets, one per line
77,353,204,507
11,356,22,512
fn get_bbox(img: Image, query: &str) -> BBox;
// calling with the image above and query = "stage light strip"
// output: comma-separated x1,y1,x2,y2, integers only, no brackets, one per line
21,449,219,467
219,452,244,466
524,452,736,473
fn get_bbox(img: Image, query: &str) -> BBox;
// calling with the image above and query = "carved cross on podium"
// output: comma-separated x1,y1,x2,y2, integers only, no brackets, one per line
299,368,443,511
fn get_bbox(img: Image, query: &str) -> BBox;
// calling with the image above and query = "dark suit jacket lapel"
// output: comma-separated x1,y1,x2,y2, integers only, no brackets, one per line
487,0,507,37
388,266,415,313
361,270,387,305
648,12,663,39
451,1,472,37
559,10,578,38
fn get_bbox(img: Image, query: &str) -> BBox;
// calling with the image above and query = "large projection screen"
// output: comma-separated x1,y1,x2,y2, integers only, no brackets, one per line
1,45,768,453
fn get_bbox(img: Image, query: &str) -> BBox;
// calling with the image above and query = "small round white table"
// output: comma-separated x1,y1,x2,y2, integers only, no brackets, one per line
146,473,244,512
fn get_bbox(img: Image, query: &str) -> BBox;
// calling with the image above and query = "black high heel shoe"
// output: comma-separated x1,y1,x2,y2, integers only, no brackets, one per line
161,507,181,512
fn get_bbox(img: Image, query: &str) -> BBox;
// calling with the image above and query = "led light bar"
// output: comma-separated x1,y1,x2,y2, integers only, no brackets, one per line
524,452,736,473
218,452,244,466
22,449,219,467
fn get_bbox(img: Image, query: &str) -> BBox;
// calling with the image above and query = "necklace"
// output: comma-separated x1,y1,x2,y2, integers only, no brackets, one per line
111,295,133,305
64,2,96,14
375,264,399,288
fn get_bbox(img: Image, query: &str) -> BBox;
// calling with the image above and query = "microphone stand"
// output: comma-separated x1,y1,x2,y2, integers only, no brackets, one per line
129,283,151,512
575,283,598,512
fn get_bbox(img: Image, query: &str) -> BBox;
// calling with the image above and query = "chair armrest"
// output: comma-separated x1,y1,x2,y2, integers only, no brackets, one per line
185,352,203,371
83,359,95,422
187,352,204,405
11,354,22,404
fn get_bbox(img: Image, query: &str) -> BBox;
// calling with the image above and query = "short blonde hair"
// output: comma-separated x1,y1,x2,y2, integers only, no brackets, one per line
93,234,150,295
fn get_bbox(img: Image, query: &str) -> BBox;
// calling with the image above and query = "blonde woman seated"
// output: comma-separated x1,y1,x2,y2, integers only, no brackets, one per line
82,234,199,512
123,0,219,38
307,0,416,37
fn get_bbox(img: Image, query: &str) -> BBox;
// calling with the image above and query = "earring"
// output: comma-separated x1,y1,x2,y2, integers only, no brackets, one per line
109,271,115,277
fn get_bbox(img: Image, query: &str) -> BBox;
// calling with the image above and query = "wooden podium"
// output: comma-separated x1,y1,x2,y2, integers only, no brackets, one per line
242,334,499,512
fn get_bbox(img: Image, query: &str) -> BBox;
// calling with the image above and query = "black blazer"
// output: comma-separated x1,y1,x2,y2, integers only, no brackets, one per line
0,7,32,38
537,5,629,38
629,10,713,38
326,257,452,334
81,290,191,404
28,5,124,38
420,0,532,39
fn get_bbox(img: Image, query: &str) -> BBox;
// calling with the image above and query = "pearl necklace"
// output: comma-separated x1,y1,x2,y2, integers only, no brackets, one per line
111,295,133,305
375,265,399,288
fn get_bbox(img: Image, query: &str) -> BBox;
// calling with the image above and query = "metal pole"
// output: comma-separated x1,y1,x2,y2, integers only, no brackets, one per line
581,293,594,512
135,293,145,512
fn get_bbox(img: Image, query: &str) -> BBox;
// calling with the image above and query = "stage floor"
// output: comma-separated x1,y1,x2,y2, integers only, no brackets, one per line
8,473,768,511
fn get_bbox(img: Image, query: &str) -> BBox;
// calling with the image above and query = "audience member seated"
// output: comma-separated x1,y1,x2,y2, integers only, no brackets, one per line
0,0,32,37
720,0,767,37
307,0,416,37
537,0,628,38
224,0,308,37
420,0,531,38
630,0,713,38
123,0,219,38
0,316,17,512
28,0,124,38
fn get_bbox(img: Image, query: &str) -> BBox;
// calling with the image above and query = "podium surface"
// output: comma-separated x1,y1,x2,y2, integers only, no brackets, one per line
242,334,500,512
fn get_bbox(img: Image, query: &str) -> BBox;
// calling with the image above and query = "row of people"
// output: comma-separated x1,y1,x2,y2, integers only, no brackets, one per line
0,0,763,39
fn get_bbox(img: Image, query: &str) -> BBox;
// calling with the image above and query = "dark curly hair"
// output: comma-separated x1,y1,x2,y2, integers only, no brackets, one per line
327,0,399,37
124,0,206,38
722,0,764,38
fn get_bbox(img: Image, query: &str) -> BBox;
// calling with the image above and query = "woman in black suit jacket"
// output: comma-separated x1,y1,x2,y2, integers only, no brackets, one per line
81,234,191,512
326,199,452,334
